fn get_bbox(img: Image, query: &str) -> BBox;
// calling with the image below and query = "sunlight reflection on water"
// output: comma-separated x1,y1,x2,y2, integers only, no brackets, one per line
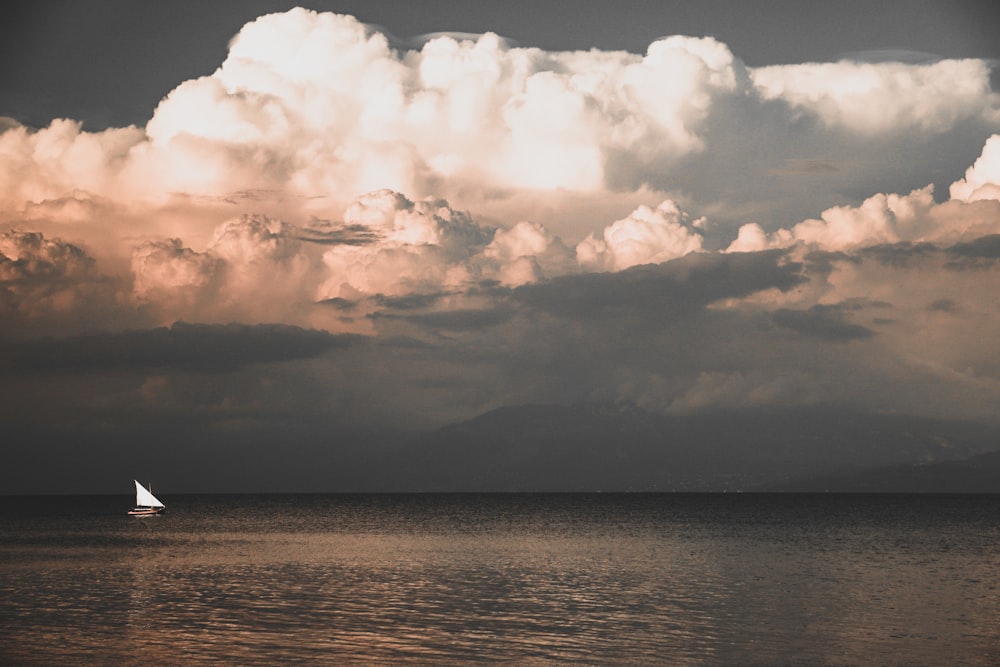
2,494,999,665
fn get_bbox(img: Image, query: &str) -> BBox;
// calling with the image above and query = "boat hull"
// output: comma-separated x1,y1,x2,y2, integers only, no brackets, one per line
128,507,165,516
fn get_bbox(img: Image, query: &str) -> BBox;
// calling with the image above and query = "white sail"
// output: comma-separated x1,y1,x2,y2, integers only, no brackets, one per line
134,480,165,508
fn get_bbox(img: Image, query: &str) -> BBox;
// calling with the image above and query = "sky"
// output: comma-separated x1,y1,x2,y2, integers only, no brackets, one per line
2,2,1000,493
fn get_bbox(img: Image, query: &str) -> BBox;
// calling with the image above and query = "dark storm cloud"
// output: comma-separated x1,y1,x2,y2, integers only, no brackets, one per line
843,234,1000,271
927,298,959,313
512,250,806,322
0,322,361,374
290,223,382,246
0,231,95,283
372,292,454,311
813,235,1000,274
853,242,940,268
383,307,515,332
317,297,360,312
0,230,123,337
770,305,876,342
944,234,1000,271
946,234,1000,260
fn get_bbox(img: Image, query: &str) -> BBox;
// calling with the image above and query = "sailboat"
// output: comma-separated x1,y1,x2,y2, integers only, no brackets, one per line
128,480,166,516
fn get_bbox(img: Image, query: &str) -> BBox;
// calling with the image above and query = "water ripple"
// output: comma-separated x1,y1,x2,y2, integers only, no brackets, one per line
2,494,999,664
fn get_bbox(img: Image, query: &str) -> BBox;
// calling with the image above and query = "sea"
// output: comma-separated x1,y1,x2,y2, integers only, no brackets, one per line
1,493,998,665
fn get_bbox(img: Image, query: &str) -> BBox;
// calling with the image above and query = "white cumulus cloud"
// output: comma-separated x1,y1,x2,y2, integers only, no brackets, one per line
728,134,1000,253
577,200,704,271
752,59,1000,135
950,134,1000,202
318,190,493,299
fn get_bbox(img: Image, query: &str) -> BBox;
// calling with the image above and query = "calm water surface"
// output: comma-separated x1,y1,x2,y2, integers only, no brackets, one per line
1,493,998,665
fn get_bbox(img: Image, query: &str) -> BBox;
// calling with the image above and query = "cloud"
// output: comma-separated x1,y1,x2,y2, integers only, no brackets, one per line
482,220,575,286
947,234,1000,260
317,190,493,299
771,304,876,342
2,8,1000,436
0,322,358,374
944,234,1000,271
0,119,145,207
728,134,1000,253
726,223,794,253
514,249,806,322
142,12,750,197
786,186,937,249
751,59,1000,136
0,229,119,336
576,200,705,271
664,370,822,414
129,214,331,328
1,8,997,251
950,134,1000,202
0,229,95,282
131,238,222,304
385,306,516,333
